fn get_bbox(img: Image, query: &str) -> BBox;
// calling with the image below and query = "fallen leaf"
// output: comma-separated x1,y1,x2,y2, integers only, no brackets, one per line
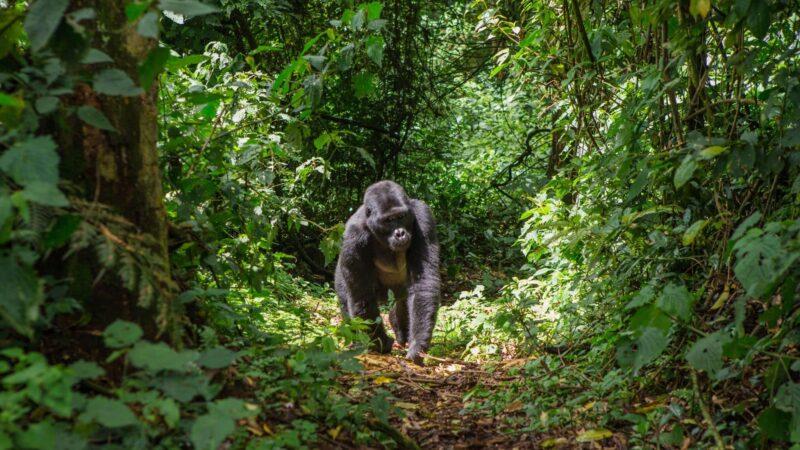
579,401,595,412
505,400,524,412
262,423,273,435
575,429,613,442
710,290,729,310
373,375,394,385
541,437,569,448
328,425,342,440
395,401,418,410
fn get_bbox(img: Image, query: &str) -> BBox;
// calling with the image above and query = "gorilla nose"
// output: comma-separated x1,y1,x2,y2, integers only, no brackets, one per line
394,229,407,239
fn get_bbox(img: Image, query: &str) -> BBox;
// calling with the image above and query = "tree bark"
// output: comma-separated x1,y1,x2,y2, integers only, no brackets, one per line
56,2,170,338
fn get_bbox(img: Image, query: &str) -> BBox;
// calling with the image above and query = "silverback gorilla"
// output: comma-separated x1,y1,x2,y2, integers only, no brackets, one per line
335,181,440,364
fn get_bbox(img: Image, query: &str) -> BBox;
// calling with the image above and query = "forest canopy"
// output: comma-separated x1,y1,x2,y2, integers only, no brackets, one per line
1,0,799,448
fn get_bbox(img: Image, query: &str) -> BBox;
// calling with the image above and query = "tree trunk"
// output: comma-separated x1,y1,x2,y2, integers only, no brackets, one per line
56,2,170,339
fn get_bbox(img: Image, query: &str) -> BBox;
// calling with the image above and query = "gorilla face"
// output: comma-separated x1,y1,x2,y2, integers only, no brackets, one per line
364,182,414,252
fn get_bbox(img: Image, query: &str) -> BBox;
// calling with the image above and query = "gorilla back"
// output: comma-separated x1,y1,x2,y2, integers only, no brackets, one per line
334,180,441,364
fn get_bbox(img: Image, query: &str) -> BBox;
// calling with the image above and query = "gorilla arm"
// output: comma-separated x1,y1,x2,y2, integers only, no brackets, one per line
405,199,441,363
335,212,394,353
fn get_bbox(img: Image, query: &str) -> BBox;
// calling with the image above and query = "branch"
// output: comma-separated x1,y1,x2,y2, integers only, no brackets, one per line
318,113,397,138
570,0,597,65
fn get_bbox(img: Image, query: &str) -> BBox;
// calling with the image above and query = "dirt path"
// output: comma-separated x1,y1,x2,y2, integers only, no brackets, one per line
356,353,541,449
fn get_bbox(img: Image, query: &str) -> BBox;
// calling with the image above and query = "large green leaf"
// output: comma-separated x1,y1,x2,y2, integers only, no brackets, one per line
366,35,385,66
20,182,69,207
77,106,117,132
190,413,234,450
197,346,237,369
733,230,799,299
81,397,138,428
632,327,669,370
102,320,143,348
686,331,731,376
23,0,69,51
0,136,59,187
0,256,43,336
656,282,694,322
673,155,697,189
128,341,199,372
158,0,219,18
92,69,144,97
775,382,800,442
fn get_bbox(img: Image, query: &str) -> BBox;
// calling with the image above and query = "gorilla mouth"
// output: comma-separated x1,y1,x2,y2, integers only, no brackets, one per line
388,236,411,251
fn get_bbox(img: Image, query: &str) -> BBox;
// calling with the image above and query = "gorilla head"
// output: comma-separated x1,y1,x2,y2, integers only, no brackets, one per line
364,181,414,252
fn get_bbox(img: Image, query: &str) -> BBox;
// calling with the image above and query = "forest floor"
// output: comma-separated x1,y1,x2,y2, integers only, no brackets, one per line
354,352,541,449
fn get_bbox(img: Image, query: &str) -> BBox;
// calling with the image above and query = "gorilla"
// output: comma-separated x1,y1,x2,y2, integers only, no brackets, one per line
335,180,440,364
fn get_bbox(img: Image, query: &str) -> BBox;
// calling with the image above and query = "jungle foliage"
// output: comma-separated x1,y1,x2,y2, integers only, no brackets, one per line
0,0,799,448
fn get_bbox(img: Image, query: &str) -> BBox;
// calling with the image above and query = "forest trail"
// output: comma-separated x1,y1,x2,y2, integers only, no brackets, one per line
353,353,542,449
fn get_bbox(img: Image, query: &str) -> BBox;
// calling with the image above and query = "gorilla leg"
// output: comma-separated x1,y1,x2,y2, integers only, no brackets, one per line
406,289,438,364
388,287,409,346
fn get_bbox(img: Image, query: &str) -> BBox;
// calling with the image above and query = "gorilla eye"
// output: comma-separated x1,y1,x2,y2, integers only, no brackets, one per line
365,207,372,217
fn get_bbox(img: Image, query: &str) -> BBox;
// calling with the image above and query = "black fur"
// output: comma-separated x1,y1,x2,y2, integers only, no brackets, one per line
335,180,440,364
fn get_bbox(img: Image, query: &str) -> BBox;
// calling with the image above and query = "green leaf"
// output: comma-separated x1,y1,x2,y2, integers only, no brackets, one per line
0,136,59,186
16,421,56,450
632,327,669,370
23,0,69,51
82,48,113,64
35,96,59,114
673,155,697,189
656,282,694,321
136,11,159,38
698,145,727,159
682,219,708,245
103,320,143,348
92,69,144,97
731,211,761,241
190,413,234,450
353,72,375,99
77,106,117,131
758,407,791,442
139,46,171,90
125,2,151,21
363,1,383,20
746,0,770,39
366,35,385,66
733,231,799,299
0,256,43,337
82,397,138,428
43,214,81,249
152,398,180,428
625,285,655,310
197,347,237,369
629,304,672,334
686,331,731,376
0,93,24,108
774,382,800,441
21,182,69,207
0,195,11,227
209,398,257,419
689,0,711,18
158,0,219,18
69,360,105,380
128,341,199,372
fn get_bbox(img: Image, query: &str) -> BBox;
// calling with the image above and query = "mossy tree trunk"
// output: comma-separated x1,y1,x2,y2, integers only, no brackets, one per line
56,2,171,338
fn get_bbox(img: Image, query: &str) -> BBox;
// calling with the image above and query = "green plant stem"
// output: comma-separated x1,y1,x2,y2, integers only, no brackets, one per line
691,370,725,450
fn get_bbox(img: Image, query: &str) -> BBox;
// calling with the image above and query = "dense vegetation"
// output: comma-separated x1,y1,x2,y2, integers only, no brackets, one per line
1,0,799,448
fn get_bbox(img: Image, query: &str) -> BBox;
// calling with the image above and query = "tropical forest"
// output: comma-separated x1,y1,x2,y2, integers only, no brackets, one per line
1,0,799,448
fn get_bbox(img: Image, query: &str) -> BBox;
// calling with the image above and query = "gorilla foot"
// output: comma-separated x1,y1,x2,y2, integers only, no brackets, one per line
370,336,394,354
